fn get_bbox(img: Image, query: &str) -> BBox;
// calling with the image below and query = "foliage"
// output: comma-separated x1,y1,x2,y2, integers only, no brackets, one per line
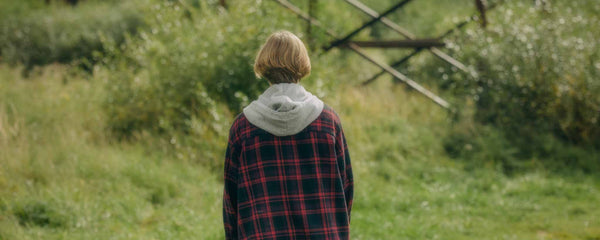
0,1,144,72
0,0,47,16
13,201,67,228
461,1,599,144
443,115,600,175
404,1,600,165
103,0,306,138
1,66,599,239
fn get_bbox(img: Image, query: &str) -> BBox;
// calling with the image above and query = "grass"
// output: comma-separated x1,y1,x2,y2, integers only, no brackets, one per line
1,0,599,239
1,65,598,239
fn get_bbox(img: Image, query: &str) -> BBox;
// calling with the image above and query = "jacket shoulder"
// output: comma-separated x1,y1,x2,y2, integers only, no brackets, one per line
321,104,342,125
297,104,337,135
228,112,251,141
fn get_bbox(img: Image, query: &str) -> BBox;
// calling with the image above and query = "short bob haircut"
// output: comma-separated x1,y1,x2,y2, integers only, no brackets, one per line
254,31,311,84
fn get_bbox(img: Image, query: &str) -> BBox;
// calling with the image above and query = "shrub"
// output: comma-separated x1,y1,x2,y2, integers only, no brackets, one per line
0,1,144,71
474,2,598,145
13,201,67,228
103,0,305,137
444,124,600,174
393,1,600,171
415,1,600,149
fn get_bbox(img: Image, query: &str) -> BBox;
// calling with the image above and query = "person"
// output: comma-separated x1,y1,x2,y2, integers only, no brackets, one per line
222,31,354,240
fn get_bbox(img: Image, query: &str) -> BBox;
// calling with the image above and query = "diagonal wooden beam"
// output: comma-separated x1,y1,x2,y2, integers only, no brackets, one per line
361,17,475,85
345,39,445,48
323,0,414,52
272,0,450,109
360,48,422,86
344,0,416,38
344,0,470,74
273,0,338,36
348,43,450,109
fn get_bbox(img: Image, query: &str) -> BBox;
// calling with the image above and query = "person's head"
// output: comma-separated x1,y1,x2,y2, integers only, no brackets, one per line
254,31,311,84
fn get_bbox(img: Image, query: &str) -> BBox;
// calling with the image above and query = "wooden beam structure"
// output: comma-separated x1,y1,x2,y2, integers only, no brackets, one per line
272,0,506,109
345,39,445,49
360,49,422,86
273,0,451,110
343,0,470,75
348,0,503,85
323,0,414,51
361,17,474,85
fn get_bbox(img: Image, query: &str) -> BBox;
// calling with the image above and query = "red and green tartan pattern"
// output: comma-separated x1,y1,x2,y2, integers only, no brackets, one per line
223,105,353,240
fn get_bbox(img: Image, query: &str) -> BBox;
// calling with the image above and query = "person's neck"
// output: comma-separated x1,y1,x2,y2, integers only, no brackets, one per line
268,81,299,86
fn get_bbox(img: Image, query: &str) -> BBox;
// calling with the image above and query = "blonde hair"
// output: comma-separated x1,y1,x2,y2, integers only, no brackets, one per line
254,31,311,84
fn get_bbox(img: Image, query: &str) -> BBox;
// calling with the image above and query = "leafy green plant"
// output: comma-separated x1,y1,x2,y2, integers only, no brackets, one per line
103,0,304,137
457,1,599,146
0,1,144,72
13,201,67,228
408,1,600,167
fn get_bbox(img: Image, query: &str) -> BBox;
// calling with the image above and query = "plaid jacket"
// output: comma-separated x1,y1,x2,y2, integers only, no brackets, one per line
223,105,354,240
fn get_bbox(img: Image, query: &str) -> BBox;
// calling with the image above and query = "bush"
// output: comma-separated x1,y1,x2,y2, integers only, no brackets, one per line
470,2,599,145
0,1,144,71
444,124,600,174
13,201,67,228
415,1,600,150
394,1,600,170
103,0,305,137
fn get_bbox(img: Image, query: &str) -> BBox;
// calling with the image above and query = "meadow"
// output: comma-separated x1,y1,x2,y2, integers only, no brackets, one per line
1,0,599,239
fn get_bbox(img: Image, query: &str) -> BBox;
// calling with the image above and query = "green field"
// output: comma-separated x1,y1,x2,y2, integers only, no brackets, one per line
1,65,598,239
1,0,599,239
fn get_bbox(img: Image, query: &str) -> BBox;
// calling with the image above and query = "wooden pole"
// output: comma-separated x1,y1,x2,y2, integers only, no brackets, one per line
344,39,445,48
475,0,487,28
307,0,317,51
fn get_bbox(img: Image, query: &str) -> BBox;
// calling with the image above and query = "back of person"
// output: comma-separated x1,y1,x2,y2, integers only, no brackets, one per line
223,31,354,240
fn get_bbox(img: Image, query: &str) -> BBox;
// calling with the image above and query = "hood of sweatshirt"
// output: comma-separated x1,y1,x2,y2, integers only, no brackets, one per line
242,83,324,136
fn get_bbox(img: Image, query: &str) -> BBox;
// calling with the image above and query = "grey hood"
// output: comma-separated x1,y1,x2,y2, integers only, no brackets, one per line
243,83,324,136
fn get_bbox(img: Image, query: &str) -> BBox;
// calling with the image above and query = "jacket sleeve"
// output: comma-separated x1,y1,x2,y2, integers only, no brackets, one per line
223,123,240,239
335,119,354,222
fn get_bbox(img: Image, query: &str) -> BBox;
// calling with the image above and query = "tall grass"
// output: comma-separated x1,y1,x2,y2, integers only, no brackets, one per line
0,65,225,239
1,65,599,239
